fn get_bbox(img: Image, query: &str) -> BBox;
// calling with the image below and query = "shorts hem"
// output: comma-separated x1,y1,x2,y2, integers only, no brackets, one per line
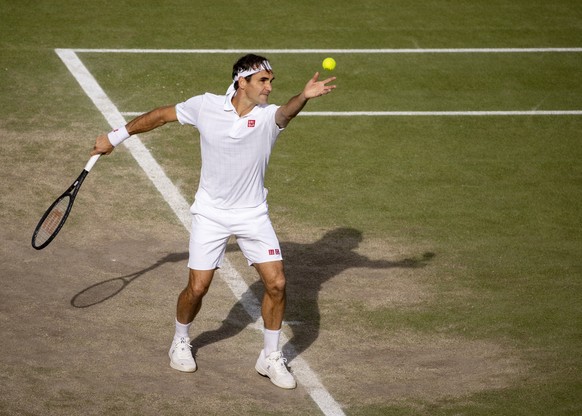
246,255,283,266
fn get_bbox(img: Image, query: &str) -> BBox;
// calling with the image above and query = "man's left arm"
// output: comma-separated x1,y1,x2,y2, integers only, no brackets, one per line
275,72,336,129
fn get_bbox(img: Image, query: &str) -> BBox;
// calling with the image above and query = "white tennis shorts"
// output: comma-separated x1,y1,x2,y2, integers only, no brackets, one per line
188,200,283,270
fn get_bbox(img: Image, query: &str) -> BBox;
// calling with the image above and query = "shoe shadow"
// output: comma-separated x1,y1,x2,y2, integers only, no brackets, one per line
190,227,435,362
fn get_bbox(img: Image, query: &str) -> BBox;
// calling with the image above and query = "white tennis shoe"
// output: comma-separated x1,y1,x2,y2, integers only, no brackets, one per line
169,337,197,372
255,350,296,389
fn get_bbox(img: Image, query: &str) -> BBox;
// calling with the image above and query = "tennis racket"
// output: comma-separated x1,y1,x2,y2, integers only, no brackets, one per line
31,154,100,250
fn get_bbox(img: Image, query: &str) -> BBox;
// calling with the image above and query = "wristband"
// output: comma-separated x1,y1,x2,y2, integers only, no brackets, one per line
107,126,130,147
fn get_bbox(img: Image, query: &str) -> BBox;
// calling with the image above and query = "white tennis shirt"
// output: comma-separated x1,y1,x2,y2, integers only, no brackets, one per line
176,93,284,209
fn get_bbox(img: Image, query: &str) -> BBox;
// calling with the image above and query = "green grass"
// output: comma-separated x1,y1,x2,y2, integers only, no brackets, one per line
2,0,582,414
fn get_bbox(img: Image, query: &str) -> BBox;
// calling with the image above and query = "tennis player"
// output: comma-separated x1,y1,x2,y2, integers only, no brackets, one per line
91,54,336,389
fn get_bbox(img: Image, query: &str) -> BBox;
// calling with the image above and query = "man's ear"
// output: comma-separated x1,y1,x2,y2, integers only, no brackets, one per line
238,77,248,90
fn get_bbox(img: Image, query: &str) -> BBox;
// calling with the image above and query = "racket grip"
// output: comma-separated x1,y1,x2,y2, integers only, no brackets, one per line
84,154,101,172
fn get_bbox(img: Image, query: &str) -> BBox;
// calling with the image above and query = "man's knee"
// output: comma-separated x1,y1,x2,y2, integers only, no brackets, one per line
267,276,286,298
185,282,209,299
258,262,286,296
186,269,214,299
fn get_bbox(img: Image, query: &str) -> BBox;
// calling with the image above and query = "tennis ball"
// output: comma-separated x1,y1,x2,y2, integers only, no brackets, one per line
322,57,336,71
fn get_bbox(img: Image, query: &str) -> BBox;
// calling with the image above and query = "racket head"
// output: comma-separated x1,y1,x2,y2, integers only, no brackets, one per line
31,194,74,250
31,166,90,250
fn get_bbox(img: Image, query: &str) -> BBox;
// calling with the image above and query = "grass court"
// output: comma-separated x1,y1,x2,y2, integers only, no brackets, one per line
1,1,581,414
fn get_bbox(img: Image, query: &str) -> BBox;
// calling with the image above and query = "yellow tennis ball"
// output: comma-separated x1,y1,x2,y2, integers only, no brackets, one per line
322,57,336,71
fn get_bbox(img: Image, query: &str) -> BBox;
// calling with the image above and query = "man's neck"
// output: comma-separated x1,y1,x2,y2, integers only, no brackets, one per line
231,94,256,117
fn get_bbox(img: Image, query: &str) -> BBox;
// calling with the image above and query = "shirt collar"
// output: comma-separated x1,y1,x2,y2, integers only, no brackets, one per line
224,92,236,112
224,94,266,117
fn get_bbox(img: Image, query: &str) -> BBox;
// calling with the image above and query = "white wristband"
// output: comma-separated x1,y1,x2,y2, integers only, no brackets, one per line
107,126,130,147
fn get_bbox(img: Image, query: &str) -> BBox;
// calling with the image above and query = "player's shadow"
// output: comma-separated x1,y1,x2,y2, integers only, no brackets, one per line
70,252,189,308
190,227,435,362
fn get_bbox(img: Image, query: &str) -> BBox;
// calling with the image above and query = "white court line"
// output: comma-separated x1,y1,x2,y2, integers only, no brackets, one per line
71,47,582,53
55,48,345,416
122,110,582,117
300,111,582,116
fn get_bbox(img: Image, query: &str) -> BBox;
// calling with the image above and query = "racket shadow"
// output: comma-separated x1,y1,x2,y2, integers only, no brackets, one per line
71,252,188,308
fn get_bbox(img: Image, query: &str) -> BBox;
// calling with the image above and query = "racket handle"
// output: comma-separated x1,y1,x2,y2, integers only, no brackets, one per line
84,154,101,172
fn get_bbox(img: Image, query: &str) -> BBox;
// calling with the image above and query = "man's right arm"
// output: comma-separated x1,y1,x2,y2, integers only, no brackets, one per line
92,105,177,155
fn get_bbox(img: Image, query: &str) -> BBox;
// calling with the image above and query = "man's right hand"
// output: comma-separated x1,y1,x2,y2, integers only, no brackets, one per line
91,134,114,156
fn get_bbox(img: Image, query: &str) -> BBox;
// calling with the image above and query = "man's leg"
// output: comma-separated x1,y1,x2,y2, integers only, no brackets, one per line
254,260,286,331
253,260,296,389
169,268,215,373
177,268,216,324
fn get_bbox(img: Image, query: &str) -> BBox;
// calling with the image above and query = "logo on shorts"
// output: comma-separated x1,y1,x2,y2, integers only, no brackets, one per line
268,249,280,256
248,120,256,128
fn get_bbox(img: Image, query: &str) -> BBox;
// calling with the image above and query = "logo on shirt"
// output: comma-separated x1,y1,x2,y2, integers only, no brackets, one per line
268,249,280,256
248,120,256,128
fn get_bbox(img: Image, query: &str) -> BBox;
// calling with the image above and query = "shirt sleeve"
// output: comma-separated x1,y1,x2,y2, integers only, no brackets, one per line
176,95,204,126
266,104,285,136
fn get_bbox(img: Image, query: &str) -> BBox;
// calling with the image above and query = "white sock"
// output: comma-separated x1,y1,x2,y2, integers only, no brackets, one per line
263,328,281,356
174,318,191,341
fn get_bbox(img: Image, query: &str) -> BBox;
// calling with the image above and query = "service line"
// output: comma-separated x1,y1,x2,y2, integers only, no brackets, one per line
71,47,582,54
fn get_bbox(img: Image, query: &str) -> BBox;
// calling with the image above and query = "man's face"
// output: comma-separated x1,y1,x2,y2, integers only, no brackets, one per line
241,70,275,105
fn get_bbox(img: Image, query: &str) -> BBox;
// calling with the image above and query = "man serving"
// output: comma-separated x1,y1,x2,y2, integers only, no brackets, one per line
92,54,336,389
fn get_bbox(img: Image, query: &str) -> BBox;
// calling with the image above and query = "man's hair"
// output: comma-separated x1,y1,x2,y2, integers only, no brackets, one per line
232,54,271,90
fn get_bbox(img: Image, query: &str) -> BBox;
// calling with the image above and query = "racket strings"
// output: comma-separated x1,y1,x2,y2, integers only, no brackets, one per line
34,197,70,246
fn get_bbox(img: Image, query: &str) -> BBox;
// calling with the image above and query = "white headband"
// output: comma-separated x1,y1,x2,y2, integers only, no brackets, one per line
233,60,272,82
226,60,273,97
